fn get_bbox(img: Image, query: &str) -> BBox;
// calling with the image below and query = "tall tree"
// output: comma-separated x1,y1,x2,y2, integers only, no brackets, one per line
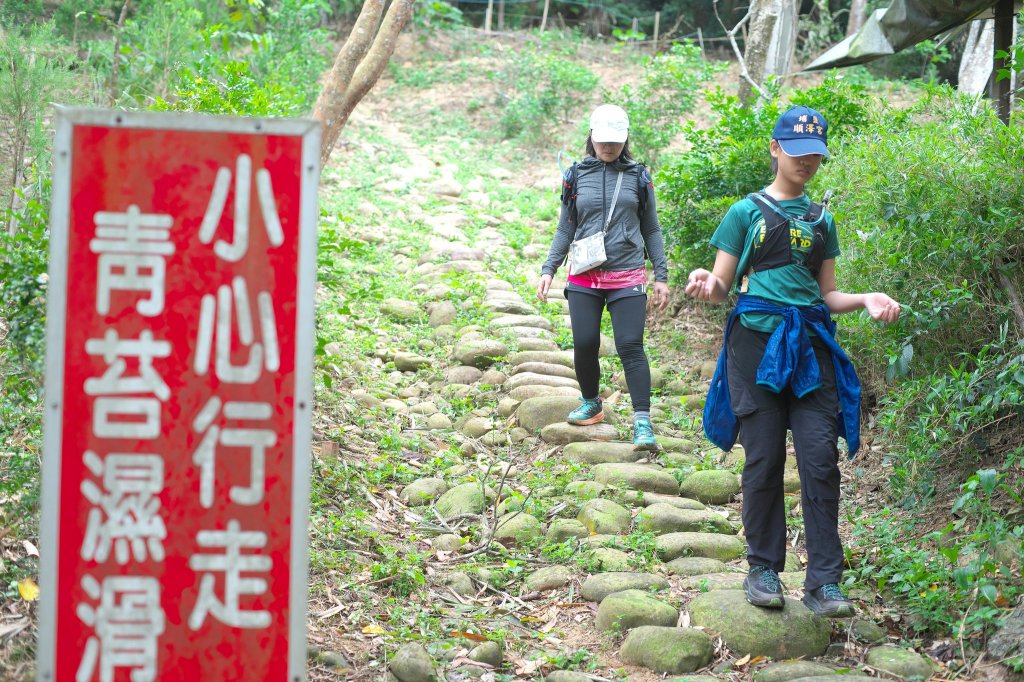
313,0,415,166
737,0,798,105
846,0,868,36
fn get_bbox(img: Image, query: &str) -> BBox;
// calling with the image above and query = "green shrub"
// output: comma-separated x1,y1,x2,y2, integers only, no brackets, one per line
98,0,206,105
152,52,310,116
822,87,1024,385
0,21,76,207
493,34,598,142
0,190,49,376
848,466,1022,646
875,330,1024,501
413,0,466,31
149,0,331,115
613,41,723,169
0,190,49,543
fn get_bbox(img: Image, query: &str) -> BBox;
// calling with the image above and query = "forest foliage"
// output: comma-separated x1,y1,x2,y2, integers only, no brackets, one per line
0,0,1022,667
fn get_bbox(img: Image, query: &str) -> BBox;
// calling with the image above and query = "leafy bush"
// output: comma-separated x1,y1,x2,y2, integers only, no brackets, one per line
149,0,332,115
413,0,466,31
875,329,1024,501
822,88,1024,400
0,21,76,209
613,41,723,168
493,34,599,142
0,189,50,540
84,0,206,105
848,466,1022,645
0,193,49,374
152,52,311,116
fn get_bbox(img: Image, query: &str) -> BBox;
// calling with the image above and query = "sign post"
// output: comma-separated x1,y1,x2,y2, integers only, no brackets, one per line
37,109,319,681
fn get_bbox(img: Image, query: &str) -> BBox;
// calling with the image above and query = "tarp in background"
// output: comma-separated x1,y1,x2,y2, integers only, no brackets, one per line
803,0,1000,71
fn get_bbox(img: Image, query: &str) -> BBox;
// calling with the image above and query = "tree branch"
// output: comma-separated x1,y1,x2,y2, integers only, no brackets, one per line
995,257,1024,334
313,0,414,166
713,0,770,104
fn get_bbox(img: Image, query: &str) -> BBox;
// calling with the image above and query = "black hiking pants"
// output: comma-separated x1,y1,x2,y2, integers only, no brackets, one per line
566,288,651,413
726,322,844,591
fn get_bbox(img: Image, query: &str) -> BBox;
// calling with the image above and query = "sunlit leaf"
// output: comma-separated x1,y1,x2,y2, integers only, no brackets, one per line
18,578,40,602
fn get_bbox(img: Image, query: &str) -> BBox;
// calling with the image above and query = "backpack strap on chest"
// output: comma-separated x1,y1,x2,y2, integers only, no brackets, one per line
747,191,830,277
747,192,793,274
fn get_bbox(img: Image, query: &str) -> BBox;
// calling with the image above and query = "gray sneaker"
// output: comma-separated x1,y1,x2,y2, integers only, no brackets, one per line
802,583,855,618
744,565,784,609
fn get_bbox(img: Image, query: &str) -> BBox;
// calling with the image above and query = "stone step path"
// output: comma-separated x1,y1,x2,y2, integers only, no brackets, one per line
324,119,936,682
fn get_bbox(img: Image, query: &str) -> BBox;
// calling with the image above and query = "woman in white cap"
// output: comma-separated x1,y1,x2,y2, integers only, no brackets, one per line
536,104,670,451
684,106,900,617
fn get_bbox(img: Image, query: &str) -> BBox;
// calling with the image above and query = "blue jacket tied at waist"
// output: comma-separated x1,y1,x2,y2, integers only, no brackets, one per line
703,295,863,457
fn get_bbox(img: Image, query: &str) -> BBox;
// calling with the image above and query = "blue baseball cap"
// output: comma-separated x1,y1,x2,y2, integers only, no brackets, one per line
773,106,829,158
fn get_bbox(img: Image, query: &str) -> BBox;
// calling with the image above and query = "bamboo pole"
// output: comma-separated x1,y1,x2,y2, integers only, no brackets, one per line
540,0,550,30
653,11,660,53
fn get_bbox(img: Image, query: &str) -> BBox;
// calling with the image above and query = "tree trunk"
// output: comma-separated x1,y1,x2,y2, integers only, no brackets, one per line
846,0,867,37
764,0,798,81
109,0,132,104
995,258,1024,335
738,0,782,105
959,19,995,97
312,0,415,167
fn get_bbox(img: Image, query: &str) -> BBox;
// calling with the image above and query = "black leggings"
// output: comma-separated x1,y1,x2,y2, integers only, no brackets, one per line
567,291,651,413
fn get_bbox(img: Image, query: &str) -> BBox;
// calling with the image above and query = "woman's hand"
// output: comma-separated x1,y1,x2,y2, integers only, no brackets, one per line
536,274,553,302
684,269,720,301
650,282,670,311
865,292,901,323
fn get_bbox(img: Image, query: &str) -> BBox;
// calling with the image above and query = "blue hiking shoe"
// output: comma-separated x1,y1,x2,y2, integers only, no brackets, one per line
802,583,855,618
567,397,604,425
632,418,658,451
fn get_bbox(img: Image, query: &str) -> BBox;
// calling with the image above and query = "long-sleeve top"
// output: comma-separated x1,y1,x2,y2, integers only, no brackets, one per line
540,156,669,282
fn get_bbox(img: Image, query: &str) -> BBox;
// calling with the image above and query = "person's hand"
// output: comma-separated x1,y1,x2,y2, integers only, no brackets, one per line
536,274,553,302
684,269,718,301
650,282,670,311
865,292,901,323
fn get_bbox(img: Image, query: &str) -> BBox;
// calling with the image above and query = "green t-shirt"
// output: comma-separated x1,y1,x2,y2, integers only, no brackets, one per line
710,193,841,332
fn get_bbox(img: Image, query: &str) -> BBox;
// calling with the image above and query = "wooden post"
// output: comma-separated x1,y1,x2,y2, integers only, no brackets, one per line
540,0,550,31
697,26,705,56
498,0,505,31
484,0,493,34
653,11,660,53
992,0,1015,123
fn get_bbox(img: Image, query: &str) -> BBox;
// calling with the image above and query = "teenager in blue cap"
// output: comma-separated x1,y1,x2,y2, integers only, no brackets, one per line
684,106,901,617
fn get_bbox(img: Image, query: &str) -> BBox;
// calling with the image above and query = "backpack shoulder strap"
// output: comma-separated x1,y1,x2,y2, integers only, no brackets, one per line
746,192,792,275
747,192,789,232
637,163,653,216
800,189,833,223
802,191,833,277
561,162,579,226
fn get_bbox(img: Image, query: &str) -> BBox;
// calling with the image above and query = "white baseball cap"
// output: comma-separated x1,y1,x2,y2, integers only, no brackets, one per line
590,104,629,143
